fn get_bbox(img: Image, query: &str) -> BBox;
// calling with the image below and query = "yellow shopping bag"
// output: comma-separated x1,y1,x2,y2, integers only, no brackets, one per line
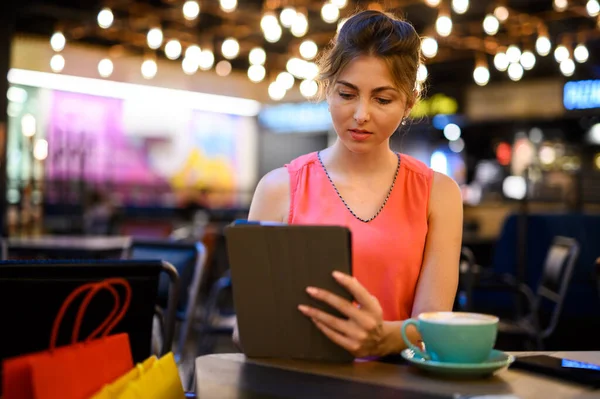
90,356,157,399
119,352,185,399
93,352,185,399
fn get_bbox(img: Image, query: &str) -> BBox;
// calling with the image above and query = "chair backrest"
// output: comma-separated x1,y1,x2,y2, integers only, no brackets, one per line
535,236,580,338
455,246,476,311
0,259,179,369
490,213,600,318
201,270,235,326
127,240,206,317
5,236,131,260
1,239,7,261
596,258,600,302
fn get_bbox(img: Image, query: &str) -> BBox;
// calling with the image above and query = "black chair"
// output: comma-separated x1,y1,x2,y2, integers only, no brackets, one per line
187,270,236,390
462,236,580,350
195,270,236,354
126,240,207,361
1,239,7,261
0,259,180,379
5,236,131,260
595,258,600,302
455,246,476,312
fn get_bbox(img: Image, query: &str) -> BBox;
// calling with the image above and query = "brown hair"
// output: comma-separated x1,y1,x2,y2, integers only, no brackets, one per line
316,10,422,107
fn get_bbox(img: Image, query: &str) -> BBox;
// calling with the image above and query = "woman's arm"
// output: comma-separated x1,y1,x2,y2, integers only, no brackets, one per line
377,171,463,355
247,167,290,222
298,171,463,357
413,171,463,315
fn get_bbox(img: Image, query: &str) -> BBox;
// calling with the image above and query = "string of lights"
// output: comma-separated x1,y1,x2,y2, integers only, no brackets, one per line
41,0,600,100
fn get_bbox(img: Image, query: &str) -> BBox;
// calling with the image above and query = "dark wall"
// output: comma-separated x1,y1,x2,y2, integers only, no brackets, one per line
0,1,17,238
258,132,329,179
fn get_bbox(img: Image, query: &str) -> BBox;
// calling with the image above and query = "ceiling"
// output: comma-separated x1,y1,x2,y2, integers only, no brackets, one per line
11,0,600,93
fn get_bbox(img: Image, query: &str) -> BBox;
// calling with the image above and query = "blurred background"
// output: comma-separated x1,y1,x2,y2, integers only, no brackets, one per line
0,0,600,374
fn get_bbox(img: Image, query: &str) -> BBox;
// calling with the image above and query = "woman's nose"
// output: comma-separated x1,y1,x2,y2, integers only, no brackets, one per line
353,101,370,124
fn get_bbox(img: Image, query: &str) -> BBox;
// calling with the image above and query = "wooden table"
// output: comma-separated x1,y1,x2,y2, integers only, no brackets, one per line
195,352,600,399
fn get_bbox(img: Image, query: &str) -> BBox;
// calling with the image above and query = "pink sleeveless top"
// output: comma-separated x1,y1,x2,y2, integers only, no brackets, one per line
285,152,434,321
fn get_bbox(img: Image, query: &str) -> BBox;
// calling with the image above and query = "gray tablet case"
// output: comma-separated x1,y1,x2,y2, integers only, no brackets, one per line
225,224,354,363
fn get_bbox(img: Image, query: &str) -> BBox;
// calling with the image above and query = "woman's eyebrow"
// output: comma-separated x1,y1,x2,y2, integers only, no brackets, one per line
336,80,398,93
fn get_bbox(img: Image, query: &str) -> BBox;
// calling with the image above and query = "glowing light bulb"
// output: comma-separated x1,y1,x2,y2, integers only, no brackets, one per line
165,40,182,60
183,1,200,20
50,32,66,52
483,14,499,35
97,8,114,29
141,59,158,79
299,40,318,60
436,16,452,37
421,37,438,58
473,66,490,86
50,54,65,73
147,28,163,50
221,38,240,59
98,58,113,78
536,36,551,56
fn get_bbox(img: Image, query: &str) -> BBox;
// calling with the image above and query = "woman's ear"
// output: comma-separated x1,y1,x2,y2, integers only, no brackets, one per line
404,90,418,118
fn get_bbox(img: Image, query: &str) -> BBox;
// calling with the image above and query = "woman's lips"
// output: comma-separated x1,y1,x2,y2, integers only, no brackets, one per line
349,129,373,141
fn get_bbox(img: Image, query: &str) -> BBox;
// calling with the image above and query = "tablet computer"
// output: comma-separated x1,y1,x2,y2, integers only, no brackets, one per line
511,354,600,387
225,222,354,362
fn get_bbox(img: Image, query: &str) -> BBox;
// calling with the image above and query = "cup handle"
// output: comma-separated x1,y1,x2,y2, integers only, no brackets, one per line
401,318,429,359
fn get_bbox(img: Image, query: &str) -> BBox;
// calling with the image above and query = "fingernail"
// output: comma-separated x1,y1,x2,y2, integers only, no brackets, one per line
306,287,318,295
298,305,309,313
332,271,344,279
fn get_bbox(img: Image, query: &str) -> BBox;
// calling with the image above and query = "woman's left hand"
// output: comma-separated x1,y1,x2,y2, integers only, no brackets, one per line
298,271,386,358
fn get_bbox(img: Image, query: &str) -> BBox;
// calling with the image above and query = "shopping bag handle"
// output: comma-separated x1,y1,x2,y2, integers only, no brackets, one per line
50,278,132,350
50,281,118,350
74,278,132,343
76,281,121,343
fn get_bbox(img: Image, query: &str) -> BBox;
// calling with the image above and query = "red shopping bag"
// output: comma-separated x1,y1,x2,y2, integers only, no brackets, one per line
2,278,135,399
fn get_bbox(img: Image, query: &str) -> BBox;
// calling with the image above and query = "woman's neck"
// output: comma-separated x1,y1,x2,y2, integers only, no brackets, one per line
321,139,398,177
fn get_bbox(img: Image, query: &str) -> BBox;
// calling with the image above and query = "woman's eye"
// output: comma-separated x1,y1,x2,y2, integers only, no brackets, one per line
376,98,392,105
338,92,354,99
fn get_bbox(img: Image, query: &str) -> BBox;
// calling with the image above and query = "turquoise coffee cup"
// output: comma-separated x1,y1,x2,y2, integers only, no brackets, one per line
400,311,498,364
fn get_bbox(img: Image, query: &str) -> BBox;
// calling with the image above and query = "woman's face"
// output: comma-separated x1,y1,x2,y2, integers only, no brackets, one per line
327,55,411,153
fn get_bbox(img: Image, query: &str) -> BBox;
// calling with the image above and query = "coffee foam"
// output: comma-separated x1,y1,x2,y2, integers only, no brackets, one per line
419,312,498,325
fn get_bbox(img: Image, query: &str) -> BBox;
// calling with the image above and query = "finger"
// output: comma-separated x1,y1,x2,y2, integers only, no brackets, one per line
299,305,367,341
332,271,380,314
298,305,361,338
312,318,359,355
305,287,373,328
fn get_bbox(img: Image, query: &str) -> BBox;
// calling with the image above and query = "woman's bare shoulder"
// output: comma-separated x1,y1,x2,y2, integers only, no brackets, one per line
260,167,289,188
429,171,462,218
248,167,290,222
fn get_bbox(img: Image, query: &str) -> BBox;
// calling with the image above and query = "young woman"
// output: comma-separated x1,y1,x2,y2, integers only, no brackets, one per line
246,10,463,358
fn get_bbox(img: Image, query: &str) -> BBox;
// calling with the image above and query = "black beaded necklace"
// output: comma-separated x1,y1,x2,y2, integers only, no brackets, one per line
317,151,401,223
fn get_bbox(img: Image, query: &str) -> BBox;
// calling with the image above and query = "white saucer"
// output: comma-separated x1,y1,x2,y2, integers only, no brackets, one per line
401,349,515,378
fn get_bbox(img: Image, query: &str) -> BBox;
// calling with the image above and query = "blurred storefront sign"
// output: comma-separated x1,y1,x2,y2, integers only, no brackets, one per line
563,80,600,110
410,93,459,118
258,101,331,133
465,79,564,121
6,82,259,205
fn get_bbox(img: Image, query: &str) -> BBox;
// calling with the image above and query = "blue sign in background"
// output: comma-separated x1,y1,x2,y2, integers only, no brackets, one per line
563,80,600,110
258,102,332,133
